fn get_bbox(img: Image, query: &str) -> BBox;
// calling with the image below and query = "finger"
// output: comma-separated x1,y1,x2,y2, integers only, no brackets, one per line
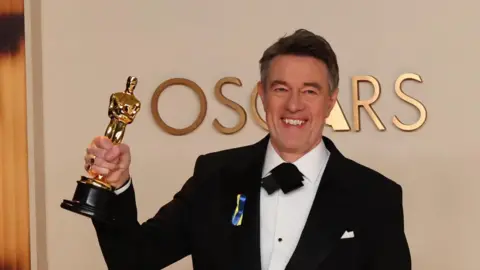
109,156,120,164
84,153,118,172
89,165,110,176
99,136,114,149
86,146,107,160
104,146,121,162
116,144,131,168
84,154,96,166
84,163,91,173
92,156,118,171
93,136,114,150
105,144,130,162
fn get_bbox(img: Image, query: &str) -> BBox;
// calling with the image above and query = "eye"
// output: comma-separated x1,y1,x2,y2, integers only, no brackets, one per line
304,89,318,95
273,87,288,92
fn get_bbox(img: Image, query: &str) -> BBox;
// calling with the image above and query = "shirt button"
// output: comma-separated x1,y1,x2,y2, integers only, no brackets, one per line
278,238,283,242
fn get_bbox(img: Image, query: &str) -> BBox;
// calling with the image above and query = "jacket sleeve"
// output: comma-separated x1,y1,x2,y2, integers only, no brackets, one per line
92,155,208,270
368,183,412,270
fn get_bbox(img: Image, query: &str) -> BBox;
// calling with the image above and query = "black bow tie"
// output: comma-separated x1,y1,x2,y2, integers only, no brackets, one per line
261,163,304,194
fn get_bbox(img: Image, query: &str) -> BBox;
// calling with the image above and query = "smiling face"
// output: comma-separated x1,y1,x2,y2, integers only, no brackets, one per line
258,54,338,162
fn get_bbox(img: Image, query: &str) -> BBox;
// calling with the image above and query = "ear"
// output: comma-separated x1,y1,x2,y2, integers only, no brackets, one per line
326,88,339,116
257,81,266,103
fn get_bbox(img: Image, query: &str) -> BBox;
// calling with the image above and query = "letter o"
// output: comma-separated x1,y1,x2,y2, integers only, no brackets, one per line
151,78,207,136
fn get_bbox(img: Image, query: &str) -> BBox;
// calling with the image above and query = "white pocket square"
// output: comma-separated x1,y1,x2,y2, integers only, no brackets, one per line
341,230,355,239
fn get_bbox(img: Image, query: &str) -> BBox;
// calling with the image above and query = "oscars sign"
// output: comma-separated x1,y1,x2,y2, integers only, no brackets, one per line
151,73,427,136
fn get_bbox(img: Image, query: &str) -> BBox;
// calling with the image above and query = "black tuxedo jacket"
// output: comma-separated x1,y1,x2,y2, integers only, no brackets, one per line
92,135,411,270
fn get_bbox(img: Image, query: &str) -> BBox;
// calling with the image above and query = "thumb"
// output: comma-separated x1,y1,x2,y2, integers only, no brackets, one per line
116,144,131,168
105,143,129,161
96,136,114,150
104,145,120,162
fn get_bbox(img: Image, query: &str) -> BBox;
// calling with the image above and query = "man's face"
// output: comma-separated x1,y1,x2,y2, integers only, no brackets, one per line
258,55,338,160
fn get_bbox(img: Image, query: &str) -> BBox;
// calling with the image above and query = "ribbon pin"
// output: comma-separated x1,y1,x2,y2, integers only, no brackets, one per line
231,194,246,226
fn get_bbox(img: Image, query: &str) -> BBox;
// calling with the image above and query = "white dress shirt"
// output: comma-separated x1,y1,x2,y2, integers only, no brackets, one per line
114,139,331,270
260,140,330,270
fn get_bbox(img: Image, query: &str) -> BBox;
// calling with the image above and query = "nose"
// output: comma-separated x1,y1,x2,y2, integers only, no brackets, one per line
286,91,304,112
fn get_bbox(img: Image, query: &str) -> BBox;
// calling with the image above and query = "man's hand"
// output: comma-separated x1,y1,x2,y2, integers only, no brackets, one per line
84,136,131,189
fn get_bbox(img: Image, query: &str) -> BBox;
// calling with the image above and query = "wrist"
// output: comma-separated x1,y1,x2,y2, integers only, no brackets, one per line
113,172,132,195
114,171,131,189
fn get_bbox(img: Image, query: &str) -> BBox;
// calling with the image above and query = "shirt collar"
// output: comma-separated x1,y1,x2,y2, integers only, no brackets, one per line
262,139,330,183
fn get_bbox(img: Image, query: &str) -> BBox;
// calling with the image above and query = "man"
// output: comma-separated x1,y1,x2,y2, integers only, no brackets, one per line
85,29,411,270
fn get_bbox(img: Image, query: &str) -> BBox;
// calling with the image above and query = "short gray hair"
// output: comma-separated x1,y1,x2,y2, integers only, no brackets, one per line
259,29,339,95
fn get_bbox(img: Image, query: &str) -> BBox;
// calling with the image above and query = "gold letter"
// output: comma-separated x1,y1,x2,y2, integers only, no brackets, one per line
213,77,247,134
352,76,385,131
250,85,268,131
393,73,427,131
151,78,207,136
326,101,350,131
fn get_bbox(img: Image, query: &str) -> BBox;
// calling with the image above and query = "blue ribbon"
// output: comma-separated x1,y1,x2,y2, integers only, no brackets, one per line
231,194,246,226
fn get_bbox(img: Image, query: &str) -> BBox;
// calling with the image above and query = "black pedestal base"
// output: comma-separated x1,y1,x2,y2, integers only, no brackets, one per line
61,176,115,223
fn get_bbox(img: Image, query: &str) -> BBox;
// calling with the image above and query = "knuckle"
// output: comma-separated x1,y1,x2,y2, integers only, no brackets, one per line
108,163,117,170
93,156,103,164
91,165,109,175
93,148,105,158
96,159,116,170
89,165,98,174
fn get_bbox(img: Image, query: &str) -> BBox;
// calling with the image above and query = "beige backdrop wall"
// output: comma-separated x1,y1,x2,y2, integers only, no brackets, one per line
26,0,480,270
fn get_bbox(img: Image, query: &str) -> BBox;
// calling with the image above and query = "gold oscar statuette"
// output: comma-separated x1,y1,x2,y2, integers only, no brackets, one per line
61,76,141,222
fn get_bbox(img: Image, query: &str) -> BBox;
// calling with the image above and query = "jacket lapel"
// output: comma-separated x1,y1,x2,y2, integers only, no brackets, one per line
218,136,268,270
285,137,355,270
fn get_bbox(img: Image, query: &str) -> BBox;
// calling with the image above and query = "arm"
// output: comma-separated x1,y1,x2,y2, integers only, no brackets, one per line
368,183,411,270
92,155,207,270
107,94,116,118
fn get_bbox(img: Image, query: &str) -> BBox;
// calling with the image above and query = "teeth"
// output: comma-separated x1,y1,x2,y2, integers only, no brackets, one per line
283,118,305,126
